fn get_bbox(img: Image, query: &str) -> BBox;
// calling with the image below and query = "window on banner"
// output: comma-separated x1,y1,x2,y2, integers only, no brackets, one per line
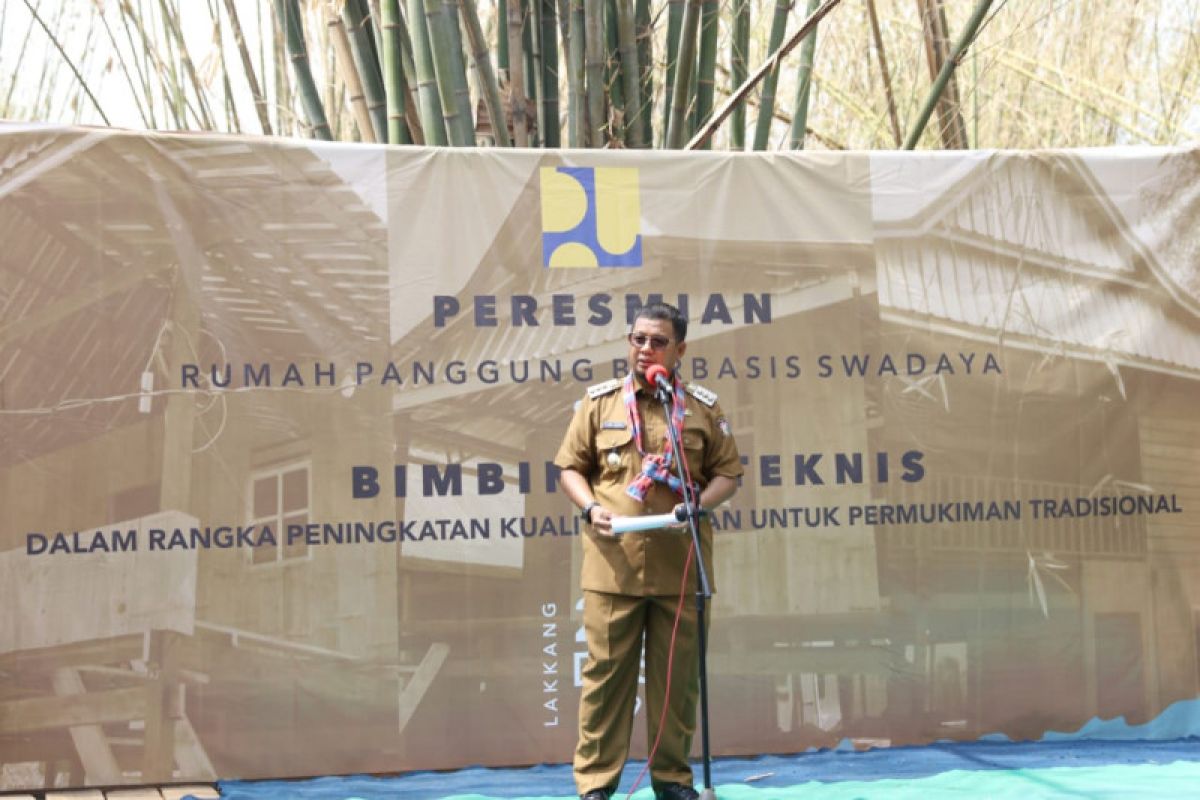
247,460,311,565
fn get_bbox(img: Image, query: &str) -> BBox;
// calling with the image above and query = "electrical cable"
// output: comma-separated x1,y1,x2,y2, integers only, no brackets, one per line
624,391,703,799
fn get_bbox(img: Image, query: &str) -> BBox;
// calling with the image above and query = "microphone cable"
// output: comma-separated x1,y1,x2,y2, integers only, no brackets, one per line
624,421,702,799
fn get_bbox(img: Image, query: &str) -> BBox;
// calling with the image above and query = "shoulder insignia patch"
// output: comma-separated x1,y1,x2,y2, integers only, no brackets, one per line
587,379,622,400
686,382,718,407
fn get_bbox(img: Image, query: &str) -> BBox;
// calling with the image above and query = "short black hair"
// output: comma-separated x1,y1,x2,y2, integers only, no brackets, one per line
632,302,687,342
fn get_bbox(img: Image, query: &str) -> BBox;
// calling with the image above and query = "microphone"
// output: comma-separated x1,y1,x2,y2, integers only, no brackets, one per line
645,363,673,394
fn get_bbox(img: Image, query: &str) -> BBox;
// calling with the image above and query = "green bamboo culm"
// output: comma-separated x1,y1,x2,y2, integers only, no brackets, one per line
659,0,684,146
423,0,475,145
408,0,448,144
381,0,413,143
524,0,542,146
787,0,820,148
540,0,561,146
729,0,749,149
666,0,701,148
498,0,510,78
568,0,587,146
604,0,625,144
584,0,606,146
693,0,718,148
460,0,511,145
273,0,332,140
507,0,529,145
386,1,425,141
634,0,652,146
904,0,994,149
614,0,643,146
753,0,792,150
343,0,389,142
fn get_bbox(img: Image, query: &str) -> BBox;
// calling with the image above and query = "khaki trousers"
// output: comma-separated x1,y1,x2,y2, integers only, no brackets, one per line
574,590,701,795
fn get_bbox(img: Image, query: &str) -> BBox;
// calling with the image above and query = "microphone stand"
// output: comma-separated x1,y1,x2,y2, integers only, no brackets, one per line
654,378,717,800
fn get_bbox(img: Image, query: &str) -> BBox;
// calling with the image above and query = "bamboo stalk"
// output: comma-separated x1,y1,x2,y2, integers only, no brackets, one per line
274,0,332,139
154,0,186,126
666,0,701,148
367,0,385,56
408,0,448,144
221,0,272,134
633,0,652,146
343,0,389,141
325,17,343,137
693,0,718,148
385,1,425,140
498,0,510,79
272,3,293,135
460,0,511,145
540,0,561,146
864,0,900,147
605,0,625,144
787,0,820,148
329,8,377,141
209,0,239,132
904,0,993,149
507,0,529,145
659,0,684,145
729,0,749,149
525,0,542,145
752,0,791,150
21,0,111,125
687,0,841,150
916,0,967,148
584,0,606,146
380,0,414,142
614,0,643,146
120,0,183,127
423,0,475,144
567,0,586,145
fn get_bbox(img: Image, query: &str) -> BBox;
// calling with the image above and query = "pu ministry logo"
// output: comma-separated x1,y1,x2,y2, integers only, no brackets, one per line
540,166,642,268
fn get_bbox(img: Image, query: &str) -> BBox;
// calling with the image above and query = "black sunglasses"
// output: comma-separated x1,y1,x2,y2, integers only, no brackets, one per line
628,332,674,351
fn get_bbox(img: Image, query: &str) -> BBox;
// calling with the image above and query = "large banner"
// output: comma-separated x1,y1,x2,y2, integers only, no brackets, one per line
1,127,1198,791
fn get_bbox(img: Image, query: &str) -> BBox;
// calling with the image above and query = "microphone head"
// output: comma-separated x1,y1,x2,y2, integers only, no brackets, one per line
644,364,671,386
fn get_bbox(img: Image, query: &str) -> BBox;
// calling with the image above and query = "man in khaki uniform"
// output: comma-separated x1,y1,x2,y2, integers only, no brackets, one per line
555,303,742,800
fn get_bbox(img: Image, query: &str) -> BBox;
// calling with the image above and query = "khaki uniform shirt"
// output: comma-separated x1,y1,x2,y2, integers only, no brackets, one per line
554,378,743,596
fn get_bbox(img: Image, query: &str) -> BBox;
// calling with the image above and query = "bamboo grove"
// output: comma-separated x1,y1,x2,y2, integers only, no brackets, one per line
3,0,1198,150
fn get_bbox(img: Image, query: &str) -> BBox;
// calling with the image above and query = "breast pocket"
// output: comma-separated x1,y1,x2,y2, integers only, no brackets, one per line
595,427,635,475
680,425,706,472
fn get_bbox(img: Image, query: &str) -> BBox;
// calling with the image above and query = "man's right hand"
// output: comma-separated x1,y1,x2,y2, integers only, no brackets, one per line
588,505,615,536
